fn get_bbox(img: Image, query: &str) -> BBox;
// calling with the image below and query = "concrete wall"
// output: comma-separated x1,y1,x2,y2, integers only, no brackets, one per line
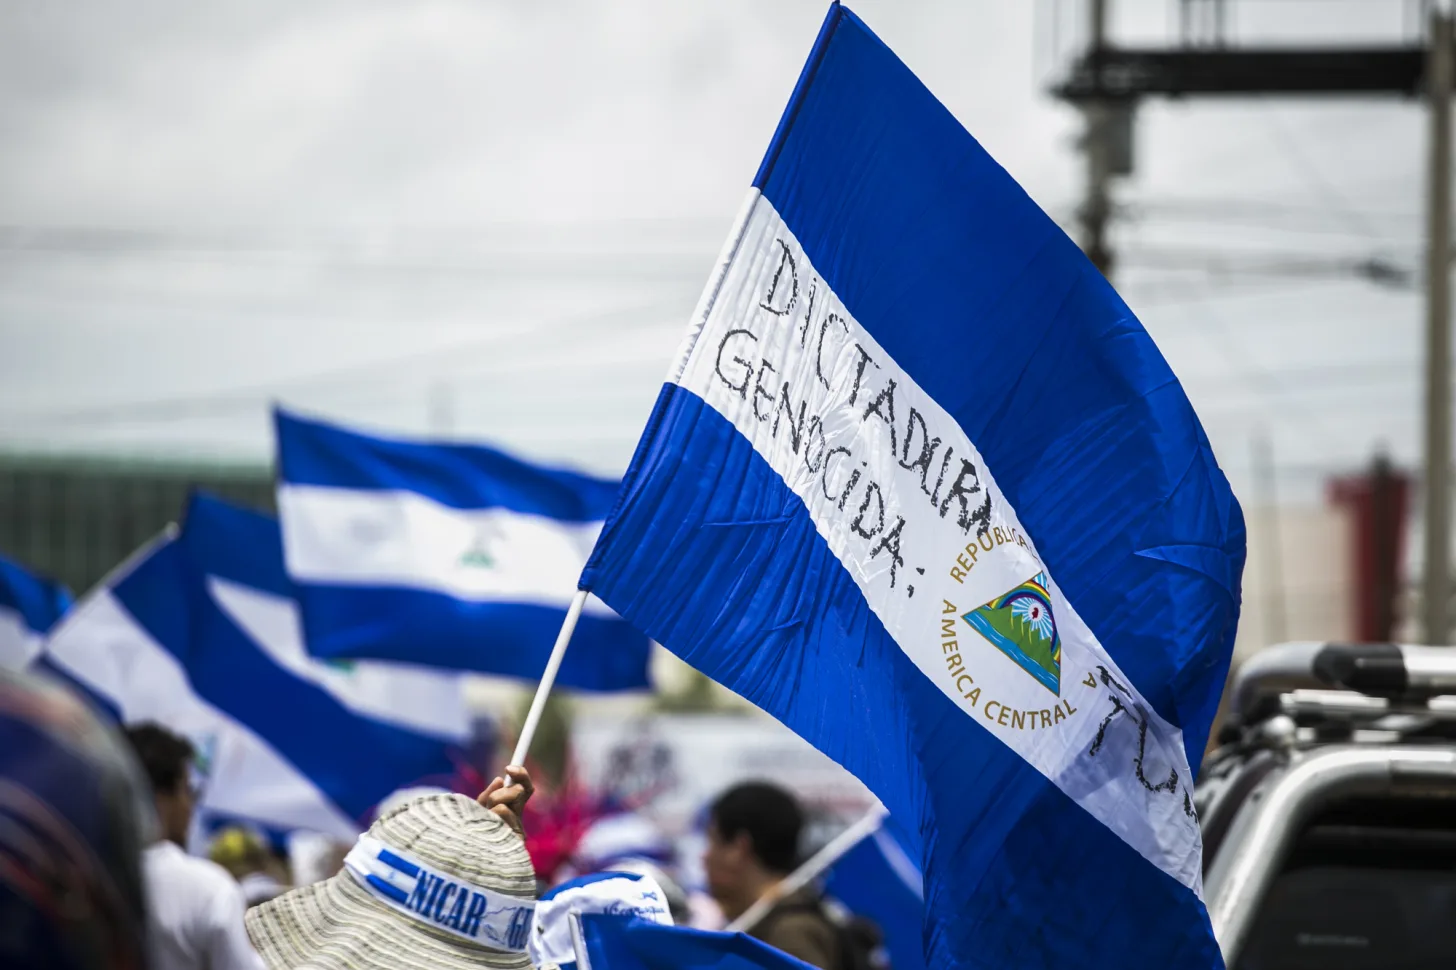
1235,502,1354,666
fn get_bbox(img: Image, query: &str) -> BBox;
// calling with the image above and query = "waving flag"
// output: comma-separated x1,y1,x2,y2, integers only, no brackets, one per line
276,409,651,690
0,555,71,671
41,494,468,840
580,5,1244,968
576,915,815,970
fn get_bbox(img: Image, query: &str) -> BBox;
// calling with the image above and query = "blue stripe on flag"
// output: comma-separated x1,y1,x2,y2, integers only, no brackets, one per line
109,541,193,658
276,409,621,519
297,586,651,690
583,389,1221,968
751,6,1243,764
180,495,294,597
0,555,72,635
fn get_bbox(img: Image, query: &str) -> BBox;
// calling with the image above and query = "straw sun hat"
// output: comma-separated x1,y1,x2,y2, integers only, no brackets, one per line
246,793,537,970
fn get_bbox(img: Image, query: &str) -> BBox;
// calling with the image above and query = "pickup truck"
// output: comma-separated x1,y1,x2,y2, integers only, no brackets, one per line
1198,641,1456,969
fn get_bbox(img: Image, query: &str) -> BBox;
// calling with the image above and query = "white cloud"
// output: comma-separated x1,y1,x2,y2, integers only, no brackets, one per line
0,0,1427,496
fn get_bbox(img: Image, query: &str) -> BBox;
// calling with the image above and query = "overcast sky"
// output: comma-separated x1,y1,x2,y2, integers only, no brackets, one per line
0,0,1430,501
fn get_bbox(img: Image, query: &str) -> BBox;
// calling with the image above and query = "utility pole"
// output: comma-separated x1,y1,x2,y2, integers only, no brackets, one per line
1252,431,1288,646
1423,7,1453,645
1078,0,1115,278
1369,453,1403,643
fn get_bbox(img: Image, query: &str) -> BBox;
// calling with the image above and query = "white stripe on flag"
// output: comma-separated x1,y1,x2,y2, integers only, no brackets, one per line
673,192,1202,894
278,484,615,615
44,589,358,840
0,605,42,671
207,576,469,742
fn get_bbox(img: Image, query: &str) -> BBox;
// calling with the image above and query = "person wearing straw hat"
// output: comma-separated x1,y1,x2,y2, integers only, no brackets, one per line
246,771,537,970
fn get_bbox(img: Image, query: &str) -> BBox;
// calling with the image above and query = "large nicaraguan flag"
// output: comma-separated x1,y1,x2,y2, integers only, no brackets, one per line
276,409,651,690
42,494,469,840
0,554,71,671
581,5,1244,968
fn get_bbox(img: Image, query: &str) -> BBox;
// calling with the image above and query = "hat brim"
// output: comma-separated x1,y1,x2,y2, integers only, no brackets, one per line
246,869,532,970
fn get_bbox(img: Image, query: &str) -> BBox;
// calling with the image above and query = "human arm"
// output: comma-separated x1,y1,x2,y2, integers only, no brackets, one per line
478,764,535,837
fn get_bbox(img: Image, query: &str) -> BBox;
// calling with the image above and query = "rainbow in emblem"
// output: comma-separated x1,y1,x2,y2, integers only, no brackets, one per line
963,571,1062,694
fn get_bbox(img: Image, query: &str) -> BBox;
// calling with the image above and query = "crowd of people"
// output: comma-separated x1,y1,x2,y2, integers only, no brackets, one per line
0,663,884,970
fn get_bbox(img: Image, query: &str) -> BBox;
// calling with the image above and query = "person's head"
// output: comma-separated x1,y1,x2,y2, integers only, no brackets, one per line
702,781,803,915
123,722,195,845
247,793,538,970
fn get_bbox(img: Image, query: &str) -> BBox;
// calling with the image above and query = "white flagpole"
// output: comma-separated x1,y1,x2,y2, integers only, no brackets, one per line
569,912,594,970
507,588,589,770
725,803,890,934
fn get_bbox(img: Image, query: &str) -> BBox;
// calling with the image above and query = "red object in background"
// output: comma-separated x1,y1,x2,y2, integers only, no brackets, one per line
522,775,601,881
1328,455,1411,642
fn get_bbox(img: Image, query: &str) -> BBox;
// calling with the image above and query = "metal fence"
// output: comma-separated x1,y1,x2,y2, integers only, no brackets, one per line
0,453,274,596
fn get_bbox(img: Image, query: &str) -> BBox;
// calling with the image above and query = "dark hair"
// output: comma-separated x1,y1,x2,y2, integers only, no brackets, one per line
709,781,803,874
123,723,194,796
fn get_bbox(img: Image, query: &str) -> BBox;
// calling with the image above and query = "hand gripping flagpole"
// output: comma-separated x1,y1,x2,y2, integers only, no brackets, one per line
507,588,589,770
725,803,890,934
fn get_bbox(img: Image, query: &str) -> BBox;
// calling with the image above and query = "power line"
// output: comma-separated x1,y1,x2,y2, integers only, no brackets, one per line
1259,110,1389,242
2,299,687,430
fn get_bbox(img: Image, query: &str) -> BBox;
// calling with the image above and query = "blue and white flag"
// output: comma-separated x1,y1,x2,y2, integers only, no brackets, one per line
0,554,71,671
41,494,469,840
822,816,925,970
581,5,1244,968
275,409,651,690
531,871,674,970
576,915,815,970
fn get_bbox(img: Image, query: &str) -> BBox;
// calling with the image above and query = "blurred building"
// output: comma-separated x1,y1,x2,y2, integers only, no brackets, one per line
1236,459,1415,665
1235,504,1352,666
0,453,272,595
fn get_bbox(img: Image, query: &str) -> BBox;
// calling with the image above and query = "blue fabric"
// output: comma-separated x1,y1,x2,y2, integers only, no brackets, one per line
275,409,652,690
822,817,925,970
295,586,651,689
0,557,80,709
583,392,1221,969
0,554,72,635
102,495,463,824
181,495,294,597
276,409,621,518
578,915,816,970
752,6,1244,763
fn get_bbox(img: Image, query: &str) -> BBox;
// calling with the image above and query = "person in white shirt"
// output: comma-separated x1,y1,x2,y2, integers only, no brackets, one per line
125,723,266,970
